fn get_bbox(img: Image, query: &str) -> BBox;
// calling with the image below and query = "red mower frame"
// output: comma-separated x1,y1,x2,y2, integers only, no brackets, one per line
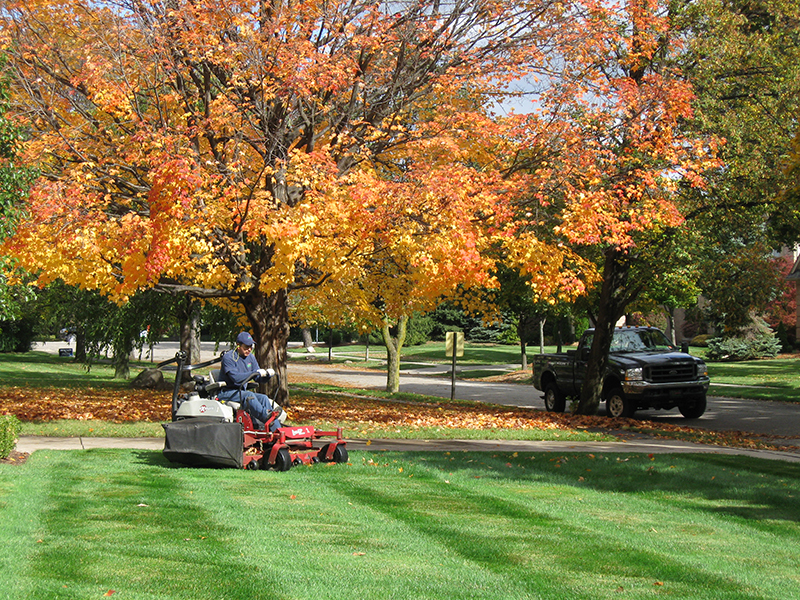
237,409,349,471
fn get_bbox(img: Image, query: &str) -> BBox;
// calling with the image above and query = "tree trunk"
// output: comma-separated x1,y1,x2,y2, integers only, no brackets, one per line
242,287,291,406
555,317,563,353
576,249,630,415
178,298,202,366
382,315,408,393
516,317,528,370
301,327,315,352
75,330,86,362
663,305,676,345
113,336,133,380
538,318,546,354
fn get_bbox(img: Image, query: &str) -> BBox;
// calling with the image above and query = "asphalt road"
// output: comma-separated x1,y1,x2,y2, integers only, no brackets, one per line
37,340,800,440
287,362,800,441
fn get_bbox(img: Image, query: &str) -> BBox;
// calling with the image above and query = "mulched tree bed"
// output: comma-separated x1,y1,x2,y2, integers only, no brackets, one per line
1,451,29,466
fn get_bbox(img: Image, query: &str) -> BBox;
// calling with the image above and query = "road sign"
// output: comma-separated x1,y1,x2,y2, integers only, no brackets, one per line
445,331,464,357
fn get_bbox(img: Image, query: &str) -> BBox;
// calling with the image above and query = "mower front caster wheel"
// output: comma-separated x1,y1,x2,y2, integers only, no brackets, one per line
320,444,349,464
273,448,293,472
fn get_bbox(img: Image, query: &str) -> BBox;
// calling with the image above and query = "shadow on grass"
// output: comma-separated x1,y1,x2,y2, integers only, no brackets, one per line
326,453,780,598
27,449,277,599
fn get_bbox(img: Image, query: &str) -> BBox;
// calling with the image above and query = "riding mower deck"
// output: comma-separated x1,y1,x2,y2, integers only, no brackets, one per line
162,352,348,470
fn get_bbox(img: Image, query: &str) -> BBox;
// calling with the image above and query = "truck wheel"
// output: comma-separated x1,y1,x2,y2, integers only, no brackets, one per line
605,387,635,418
544,382,566,413
679,394,707,419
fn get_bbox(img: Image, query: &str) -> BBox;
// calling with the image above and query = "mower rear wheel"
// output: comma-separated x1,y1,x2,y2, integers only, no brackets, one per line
273,448,293,472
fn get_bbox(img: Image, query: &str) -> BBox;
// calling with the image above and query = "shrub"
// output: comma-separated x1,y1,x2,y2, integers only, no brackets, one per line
690,334,712,347
467,325,502,343
404,314,435,346
706,332,782,361
0,318,36,352
0,414,22,459
706,316,783,361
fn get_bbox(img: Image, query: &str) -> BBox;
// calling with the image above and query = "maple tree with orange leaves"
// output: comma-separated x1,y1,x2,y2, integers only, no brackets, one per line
0,0,585,400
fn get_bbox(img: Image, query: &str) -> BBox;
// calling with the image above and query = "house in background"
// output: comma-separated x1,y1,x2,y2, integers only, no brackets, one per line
785,253,800,342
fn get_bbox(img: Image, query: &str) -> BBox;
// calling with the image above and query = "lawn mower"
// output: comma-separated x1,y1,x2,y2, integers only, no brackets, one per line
161,351,348,471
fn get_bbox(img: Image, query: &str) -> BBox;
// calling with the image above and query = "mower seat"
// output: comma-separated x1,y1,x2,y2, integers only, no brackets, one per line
205,369,227,393
209,369,241,411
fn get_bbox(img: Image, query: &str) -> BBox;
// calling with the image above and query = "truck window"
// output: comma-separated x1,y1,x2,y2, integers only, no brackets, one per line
610,329,675,353
641,329,675,351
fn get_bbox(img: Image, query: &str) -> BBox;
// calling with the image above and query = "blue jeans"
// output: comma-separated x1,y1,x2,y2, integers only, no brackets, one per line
220,389,281,431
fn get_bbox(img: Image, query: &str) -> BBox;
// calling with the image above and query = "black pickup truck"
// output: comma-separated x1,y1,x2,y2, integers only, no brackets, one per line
532,327,710,419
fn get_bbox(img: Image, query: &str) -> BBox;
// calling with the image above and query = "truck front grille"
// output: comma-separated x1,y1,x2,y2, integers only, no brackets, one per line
646,363,696,383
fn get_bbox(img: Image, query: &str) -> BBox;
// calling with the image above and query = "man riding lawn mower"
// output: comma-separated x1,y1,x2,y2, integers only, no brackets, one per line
162,332,348,471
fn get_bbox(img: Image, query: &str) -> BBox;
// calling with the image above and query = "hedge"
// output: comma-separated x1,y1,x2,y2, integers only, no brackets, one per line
0,414,22,459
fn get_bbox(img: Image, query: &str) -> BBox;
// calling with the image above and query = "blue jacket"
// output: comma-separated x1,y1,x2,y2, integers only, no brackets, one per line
218,349,267,397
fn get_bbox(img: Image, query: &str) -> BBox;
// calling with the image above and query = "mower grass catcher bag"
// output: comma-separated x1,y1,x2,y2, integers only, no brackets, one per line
163,420,244,469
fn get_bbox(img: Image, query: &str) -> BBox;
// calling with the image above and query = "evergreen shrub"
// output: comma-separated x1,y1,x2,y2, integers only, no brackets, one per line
706,322,782,361
0,414,21,459
0,318,36,352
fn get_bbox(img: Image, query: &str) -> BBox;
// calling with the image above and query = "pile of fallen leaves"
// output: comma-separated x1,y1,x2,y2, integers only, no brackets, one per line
291,393,796,451
0,387,172,422
1,385,795,453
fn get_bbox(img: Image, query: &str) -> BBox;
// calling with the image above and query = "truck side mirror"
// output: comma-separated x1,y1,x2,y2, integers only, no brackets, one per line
681,342,689,353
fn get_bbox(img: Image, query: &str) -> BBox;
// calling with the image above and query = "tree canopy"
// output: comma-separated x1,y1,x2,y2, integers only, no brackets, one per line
0,0,581,400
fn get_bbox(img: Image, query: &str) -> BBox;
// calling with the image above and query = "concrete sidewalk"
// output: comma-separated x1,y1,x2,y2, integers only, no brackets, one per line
15,435,800,463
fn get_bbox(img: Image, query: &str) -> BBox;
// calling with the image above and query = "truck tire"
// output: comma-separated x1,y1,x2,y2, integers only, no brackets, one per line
605,387,636,418
679,394,707,419
544,382,566,413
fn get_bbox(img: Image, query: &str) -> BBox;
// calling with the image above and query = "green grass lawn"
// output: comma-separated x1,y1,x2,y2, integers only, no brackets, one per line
1,449,798,600
0,351,138,389
707,358,800,402
308,341,538,366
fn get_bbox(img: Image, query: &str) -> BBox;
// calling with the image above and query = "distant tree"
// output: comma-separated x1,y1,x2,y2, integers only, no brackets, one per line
36,282,178,376
696,241,786,336
675,0,800,249
761,255,796,344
